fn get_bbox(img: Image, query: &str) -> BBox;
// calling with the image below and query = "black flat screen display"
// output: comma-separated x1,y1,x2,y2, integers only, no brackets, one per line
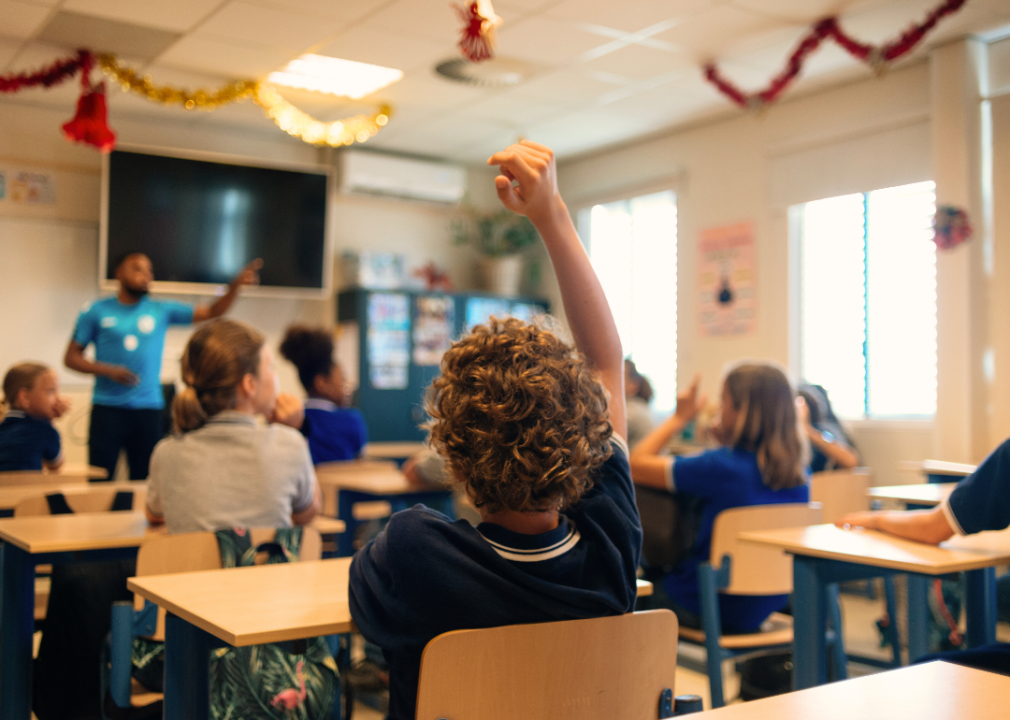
105,150,328,290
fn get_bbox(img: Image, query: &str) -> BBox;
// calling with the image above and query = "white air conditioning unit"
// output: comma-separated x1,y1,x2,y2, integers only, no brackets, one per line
339,150,466,203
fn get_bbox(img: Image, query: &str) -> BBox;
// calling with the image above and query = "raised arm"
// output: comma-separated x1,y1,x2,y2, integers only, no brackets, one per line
192,259,262,323
630,376,705,489
487,141,626,438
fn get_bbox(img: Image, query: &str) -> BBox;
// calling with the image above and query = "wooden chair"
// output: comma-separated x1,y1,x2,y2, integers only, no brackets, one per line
14,486,147,517
810,468,901,667
106,527,323,714
415,610,679,720
677,503,823,708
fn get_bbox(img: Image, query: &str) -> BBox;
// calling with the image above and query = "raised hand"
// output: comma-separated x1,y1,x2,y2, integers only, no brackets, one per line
674,373,707,424
486,141,563,227
233,258,263,288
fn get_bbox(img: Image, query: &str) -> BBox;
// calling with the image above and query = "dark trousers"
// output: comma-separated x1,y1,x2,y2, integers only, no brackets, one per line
88,405,164,481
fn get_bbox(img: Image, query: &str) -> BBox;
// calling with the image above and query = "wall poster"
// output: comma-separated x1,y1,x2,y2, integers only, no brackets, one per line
413,295,454,366
367,293,410,389
698,222,756,337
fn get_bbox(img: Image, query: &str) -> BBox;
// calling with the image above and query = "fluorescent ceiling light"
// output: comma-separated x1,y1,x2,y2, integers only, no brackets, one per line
267,54,403,99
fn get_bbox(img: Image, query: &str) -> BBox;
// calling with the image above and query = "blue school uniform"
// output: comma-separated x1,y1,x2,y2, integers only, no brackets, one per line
72,296,193,409
0,410,61,471
302,399,368,464
664,447,809,633
349,437,642,720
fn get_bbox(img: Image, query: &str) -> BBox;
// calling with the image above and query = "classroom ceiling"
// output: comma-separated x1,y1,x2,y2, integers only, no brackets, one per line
1,0,1009,163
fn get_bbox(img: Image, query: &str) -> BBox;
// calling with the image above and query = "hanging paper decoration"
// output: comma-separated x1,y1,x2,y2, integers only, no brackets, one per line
704,0,967,110
61,52,116,152
932,205,973,250
98,54,255,110
453,0,502,63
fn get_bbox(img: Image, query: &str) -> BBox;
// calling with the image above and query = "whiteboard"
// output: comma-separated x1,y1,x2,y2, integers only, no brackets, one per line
0,216,100,389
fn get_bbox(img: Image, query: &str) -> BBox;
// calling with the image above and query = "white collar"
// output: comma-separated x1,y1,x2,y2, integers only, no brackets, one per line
304,398,338,412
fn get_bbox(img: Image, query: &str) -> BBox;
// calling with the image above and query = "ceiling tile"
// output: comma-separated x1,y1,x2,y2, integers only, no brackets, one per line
509,68,623,101
729,0,882,23
2,42,83,106
360,0,461,46
156,35,294,79
0,36,23,70
543,0,712,34
250,0,391,24
196,2,343,52
36,11,181,60
62,0,216,33
653,4,791,60
453,89,568,129
316,28,447,74
0,1,54,41
496,16,608,65
581,42,690,83
376,69,495,110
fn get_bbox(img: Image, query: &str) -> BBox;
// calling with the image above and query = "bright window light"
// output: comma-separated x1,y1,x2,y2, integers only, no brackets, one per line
267,54,403,99
799,181,936,419
586,191,678,413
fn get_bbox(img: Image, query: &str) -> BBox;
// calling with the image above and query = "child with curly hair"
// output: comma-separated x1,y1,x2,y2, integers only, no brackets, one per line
349,141,642,720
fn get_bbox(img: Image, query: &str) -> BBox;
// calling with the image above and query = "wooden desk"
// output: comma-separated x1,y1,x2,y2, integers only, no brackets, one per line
361,441,427,460
696,661,1009,719
0,480,139,517
741,524,1006,689
0,511,154,720
900,459,976,484
315,467,454,556
870,483,956,508
57,464,110,480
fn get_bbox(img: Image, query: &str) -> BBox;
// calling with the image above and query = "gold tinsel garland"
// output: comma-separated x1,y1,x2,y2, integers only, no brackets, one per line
97,54,392,147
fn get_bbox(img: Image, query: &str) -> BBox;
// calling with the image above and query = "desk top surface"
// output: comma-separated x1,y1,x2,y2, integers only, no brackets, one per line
696,662,1010,719
361,442,427,459
0,511,153,553
316,468,448,495
740,524,1010,574
129,559,655,647
129,558,355,646
899,460,977,477
869,483,956,506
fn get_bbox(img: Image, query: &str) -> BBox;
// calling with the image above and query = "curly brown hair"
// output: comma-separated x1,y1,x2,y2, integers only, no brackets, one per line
426,316,613,514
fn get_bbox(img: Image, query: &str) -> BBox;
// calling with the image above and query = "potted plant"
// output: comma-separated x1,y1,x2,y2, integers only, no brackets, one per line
451,208,539,296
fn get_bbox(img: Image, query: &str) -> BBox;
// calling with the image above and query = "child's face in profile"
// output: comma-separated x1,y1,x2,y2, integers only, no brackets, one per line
315,364,350,407
18,370,61,420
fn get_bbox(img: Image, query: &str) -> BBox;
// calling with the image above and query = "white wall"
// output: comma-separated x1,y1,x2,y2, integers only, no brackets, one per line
555,62,936,486
0,100,495,465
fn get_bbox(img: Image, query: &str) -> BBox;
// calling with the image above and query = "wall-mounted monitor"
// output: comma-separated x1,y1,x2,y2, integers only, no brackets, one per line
101,147,333,298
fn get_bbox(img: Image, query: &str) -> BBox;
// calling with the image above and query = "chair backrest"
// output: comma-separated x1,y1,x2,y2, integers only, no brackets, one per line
415,610,678,720
315,459,398,474
14,487,147,517
0,471,89,487
809,467,873,524
134,526,323,640
709,503,823,596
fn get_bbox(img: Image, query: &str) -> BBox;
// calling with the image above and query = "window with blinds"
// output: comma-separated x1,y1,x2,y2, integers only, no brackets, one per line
799,181,937,419
585,191,678,413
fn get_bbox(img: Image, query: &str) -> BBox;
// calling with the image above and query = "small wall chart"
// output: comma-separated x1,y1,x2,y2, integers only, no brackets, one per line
698,222,756,337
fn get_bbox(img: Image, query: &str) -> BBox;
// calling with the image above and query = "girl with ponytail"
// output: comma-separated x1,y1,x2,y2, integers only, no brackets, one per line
146,319,322,533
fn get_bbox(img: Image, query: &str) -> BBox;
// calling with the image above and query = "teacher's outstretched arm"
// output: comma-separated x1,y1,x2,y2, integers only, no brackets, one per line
192,258,262,323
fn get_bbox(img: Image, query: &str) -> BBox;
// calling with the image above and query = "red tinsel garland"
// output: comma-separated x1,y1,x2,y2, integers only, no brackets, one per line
0,49,92,93
705,0,967,109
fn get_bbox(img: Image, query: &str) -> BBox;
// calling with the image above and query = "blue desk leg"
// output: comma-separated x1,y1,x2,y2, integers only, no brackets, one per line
792,556,828,690
164,614,211,720
907,574,930,662
337,490,359,557
0,545,34,720
965,567,997,649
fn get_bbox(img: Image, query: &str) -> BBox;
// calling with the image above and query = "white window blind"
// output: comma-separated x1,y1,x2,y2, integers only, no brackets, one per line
799,181,936,419
587,191,677,412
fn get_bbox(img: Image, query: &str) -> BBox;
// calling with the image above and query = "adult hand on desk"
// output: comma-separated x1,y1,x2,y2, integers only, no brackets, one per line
836,508,955,545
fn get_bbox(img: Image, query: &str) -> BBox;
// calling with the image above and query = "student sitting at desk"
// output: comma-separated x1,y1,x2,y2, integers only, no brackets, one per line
838,437,1010,674
147,319,322,532
629,364,810,634
0,362,70,471
278,324,368,464
349,141,642,720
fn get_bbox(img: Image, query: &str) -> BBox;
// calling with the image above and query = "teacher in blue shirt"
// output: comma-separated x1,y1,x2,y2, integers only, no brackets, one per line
64,252,261,481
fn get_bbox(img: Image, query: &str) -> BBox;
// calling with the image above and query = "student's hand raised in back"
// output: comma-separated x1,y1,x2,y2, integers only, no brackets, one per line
270,392,304,430
487,141,564,228
232,258,263,289
673,374,707,425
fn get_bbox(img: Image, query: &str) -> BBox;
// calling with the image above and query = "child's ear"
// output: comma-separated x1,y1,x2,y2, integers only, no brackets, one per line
313,374,328,396
239,373,257,399
14,387,30,410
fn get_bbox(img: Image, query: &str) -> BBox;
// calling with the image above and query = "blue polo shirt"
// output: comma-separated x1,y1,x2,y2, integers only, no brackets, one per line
303,398,368,464
664,448,810,633
72,296,194,409
0,411,62,471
